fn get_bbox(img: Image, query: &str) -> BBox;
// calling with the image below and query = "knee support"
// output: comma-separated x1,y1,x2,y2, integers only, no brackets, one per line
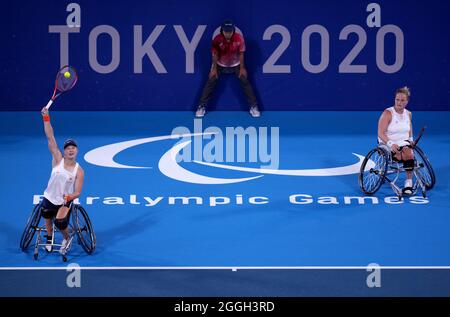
41,208,55,219
403,159,415,171
54,216,69,230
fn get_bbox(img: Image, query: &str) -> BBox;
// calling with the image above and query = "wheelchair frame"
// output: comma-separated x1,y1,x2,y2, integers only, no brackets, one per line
20,203,96,262
359,143,435,200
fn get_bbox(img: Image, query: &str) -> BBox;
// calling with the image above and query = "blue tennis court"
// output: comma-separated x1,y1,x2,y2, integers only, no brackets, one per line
1,111,449,296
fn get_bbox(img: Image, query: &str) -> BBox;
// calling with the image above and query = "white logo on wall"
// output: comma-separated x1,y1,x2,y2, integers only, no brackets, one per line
84,124,374,185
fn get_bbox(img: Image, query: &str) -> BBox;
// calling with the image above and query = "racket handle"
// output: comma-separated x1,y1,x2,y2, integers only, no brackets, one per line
45,99,53,109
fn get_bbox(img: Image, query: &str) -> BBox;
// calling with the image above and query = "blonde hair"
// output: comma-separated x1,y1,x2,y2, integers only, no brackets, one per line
396,86,411,100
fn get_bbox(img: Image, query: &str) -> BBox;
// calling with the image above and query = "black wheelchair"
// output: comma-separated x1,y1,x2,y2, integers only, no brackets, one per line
20,202,96,262
359,141,435,200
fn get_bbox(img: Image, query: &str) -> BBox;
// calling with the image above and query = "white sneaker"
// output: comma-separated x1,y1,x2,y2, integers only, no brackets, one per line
59,236,73,255
195,106,205,118
249,106,260,118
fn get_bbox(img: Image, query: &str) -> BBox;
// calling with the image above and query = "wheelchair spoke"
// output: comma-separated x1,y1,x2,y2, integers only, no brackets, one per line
20,203,42,251
359,148,388,195
413,146,436,189
72,205,96,254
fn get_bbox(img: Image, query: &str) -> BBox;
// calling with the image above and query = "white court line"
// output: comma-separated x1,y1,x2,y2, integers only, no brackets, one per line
1,266,450,270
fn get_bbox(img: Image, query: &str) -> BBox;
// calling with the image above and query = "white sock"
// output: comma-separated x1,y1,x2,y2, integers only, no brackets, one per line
405,179,412,188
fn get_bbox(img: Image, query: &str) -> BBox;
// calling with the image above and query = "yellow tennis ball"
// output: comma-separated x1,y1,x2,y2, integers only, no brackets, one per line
64,71,71,78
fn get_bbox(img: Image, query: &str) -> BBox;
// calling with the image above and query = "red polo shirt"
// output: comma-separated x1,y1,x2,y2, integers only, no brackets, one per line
211,33,246,67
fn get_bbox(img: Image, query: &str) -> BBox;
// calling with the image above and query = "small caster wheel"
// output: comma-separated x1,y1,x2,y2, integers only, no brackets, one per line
34,253,38,260
62,255,67,262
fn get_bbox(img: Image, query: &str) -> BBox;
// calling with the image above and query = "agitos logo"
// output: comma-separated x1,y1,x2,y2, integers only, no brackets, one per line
84,122,373,185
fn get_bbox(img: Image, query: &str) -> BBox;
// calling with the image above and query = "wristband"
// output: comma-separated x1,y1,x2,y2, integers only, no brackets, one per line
43,115,50,122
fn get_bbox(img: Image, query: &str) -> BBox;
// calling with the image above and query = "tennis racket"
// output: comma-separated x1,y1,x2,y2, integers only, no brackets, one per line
413,126,426,147
404,126,426,149
45,65,78,109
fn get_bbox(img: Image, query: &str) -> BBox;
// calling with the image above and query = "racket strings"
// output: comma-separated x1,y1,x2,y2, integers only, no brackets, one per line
56,66,78,92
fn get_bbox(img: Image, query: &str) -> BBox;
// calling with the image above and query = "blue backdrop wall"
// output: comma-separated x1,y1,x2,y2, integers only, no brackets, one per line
1,0,450,111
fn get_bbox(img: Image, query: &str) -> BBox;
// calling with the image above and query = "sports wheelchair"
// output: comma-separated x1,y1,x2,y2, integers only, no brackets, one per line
358,140,435,200
20,202,96,262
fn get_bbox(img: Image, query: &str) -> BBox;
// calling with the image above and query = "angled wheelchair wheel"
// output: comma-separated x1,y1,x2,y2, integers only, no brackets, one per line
414,146,436,190
359,147,388,195
72,205,96,254
20,203,42,251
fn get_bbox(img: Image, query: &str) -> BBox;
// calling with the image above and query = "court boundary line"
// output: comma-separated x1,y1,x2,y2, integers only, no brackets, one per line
1,266,450,270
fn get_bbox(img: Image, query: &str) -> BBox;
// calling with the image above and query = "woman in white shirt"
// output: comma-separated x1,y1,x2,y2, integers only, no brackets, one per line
40,107,85,253
378,86,414,194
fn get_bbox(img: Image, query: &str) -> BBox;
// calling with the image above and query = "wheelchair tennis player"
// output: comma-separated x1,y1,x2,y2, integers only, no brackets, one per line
40,107,85,254
377,86,415,195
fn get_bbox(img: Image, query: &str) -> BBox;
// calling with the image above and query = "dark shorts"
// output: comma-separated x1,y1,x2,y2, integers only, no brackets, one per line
391,149,413,163
41,197,72,219
218,65,240,74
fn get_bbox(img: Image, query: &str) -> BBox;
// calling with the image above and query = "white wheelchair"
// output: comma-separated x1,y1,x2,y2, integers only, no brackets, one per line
358,129,435,200
20,202,96,262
